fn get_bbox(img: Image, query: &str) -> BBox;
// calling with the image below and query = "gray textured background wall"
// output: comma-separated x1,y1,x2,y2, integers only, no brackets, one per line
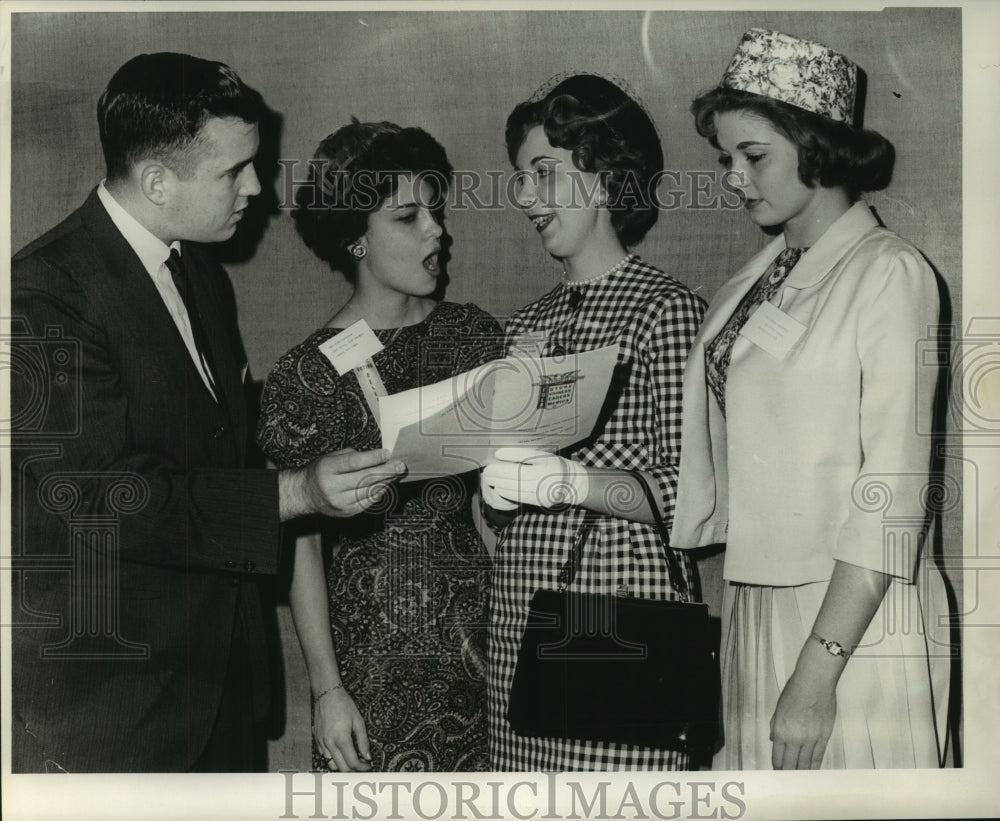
10,7,962,772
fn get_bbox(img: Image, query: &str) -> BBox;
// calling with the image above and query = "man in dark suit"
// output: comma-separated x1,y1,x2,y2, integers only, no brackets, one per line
9,52,404,772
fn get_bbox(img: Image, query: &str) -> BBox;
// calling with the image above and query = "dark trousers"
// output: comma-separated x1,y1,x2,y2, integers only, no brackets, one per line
191,593,267,772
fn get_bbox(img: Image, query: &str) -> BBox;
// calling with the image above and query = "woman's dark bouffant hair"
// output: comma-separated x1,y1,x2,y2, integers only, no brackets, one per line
293,119,453,282
505,74,664,248
691,87,894,201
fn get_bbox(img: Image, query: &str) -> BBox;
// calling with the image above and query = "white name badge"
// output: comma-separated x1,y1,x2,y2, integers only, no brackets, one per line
318,319,385,375
739,301,807,359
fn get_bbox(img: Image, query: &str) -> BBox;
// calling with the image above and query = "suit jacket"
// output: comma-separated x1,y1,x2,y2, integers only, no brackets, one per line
671,203,940,586
11,190,281,772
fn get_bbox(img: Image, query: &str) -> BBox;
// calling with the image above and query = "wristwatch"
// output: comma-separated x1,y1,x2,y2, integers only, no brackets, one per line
810,632,851,660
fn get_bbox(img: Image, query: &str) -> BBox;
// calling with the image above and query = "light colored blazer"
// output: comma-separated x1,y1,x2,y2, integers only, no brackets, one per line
671,203,940,586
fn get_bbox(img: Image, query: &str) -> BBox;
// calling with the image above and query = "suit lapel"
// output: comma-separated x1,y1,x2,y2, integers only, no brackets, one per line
78,192,199,390
78,192,240,430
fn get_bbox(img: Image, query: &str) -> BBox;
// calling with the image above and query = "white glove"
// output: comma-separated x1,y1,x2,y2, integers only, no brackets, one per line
481,447,590,510
480,467,519,511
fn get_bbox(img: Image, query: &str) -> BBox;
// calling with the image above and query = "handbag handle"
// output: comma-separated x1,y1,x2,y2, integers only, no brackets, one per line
556,514,598,591
556,471,691,603
630,470,691,603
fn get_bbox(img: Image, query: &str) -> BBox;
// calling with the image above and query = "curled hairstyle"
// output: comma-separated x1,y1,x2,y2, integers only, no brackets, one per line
292,119,453,283
505,74,664,247
98,52,263,181
691,87,894,201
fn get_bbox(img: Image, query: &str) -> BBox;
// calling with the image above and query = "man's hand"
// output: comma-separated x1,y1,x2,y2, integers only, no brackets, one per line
279,448,406,521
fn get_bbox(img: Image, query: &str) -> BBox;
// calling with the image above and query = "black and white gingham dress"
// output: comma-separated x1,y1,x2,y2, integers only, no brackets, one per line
488,257,706,770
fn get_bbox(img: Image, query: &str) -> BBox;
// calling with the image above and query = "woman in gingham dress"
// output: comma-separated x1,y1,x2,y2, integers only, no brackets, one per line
480,74,706,770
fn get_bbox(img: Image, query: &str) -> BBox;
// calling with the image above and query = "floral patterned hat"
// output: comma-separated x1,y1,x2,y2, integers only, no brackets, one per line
720,28,858,124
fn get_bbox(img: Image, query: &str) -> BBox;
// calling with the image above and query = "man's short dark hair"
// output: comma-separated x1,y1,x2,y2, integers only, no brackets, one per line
98,52,263,181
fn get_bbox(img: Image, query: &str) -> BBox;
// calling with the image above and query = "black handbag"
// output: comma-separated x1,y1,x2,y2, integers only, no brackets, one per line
505,471,720,753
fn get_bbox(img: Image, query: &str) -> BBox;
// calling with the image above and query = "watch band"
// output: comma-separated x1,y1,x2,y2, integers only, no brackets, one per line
810,631,852,660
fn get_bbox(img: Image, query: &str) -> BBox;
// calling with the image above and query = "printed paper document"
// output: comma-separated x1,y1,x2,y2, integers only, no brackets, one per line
379,345,619,481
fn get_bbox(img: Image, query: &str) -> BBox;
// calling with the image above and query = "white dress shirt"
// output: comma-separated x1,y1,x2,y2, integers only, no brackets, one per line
97,182,217,400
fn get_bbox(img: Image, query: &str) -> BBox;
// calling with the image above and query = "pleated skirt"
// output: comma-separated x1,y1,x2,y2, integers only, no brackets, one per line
713,559,952,769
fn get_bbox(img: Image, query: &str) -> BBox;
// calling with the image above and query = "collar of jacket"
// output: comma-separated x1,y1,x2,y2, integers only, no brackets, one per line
738,201,879,293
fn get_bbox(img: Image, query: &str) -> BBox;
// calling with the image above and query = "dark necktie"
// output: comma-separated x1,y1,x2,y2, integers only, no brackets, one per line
705,246,806,416
164,248,219,398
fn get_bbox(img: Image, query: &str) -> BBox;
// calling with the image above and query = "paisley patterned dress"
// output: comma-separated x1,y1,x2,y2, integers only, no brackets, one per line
257,301,502,771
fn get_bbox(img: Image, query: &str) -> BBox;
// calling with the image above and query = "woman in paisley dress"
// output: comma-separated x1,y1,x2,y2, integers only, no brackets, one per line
479,74,706,770
257,120,501,772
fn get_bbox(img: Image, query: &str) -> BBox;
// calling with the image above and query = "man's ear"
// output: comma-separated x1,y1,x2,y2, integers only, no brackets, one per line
138,162,169,205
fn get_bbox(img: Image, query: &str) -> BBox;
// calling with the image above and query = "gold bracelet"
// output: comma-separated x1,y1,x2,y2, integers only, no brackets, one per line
312,684,344,703
810,632,851,660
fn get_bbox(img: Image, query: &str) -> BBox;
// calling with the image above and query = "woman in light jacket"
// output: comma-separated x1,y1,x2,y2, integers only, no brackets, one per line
672,29,951,770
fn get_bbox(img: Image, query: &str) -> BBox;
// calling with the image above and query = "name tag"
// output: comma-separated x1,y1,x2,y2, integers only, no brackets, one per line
319,319,388,422
319,319,384,375
739,301,806,359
